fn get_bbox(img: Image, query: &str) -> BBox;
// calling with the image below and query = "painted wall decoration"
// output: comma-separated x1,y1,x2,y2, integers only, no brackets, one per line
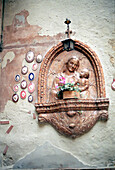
13,85,19,92
12,94,19,103
28,73,34,81
28,82,35,94
20,90,26,99
35,40,109,138
28,95,33,102
32,63,38,71
36,54,43,63
25,51,34,63
12,51,42,103
21,65,28,75
15,74,20,82
20,80,27,89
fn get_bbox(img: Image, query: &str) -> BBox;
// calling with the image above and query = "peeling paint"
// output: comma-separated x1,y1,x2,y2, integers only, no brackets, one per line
1,51,15,69
15,15,25,28
13,10,29,29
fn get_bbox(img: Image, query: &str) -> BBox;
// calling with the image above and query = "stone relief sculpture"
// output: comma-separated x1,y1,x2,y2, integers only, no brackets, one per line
35,18,109,138
35,40,109,138
50,56,91,101
50,56,80,101
79,68,90,99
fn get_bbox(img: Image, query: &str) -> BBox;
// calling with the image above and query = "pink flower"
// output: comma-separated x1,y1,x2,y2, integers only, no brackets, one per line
59,80,65,84
63,80,66,84
62,77,66,80
59,76,62,80
59,76,65,80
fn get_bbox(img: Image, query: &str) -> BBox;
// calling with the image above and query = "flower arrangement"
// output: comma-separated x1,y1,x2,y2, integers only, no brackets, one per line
55,76,81,99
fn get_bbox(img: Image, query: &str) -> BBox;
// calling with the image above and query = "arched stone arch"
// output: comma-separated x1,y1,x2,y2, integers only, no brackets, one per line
38,40,106,103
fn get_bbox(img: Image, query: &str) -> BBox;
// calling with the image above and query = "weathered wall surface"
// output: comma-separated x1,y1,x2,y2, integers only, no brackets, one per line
0,0,2,39
0,0,115,169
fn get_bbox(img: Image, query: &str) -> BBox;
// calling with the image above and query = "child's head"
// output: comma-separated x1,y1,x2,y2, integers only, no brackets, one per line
80,69,89,79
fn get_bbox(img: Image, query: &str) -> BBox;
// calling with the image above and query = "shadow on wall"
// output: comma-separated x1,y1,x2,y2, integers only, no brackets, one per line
13,141,95,169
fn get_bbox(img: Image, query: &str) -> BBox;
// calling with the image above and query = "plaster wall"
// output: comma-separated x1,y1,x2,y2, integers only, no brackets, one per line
0,0,2,42
0,0,115,168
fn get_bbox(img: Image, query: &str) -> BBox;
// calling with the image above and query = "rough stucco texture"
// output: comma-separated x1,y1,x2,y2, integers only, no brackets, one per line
0,0,115,169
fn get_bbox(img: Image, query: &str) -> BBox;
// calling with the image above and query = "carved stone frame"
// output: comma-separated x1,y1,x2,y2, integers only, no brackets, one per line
35,40,109,138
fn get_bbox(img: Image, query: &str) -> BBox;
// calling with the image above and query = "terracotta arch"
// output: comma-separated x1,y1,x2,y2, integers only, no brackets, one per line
38,40,106,103
36,39,109,138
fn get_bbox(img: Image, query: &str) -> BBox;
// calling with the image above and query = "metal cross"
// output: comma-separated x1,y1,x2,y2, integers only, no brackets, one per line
64,18,72,39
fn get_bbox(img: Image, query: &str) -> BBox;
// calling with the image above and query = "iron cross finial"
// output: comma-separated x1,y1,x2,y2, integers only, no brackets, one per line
64,18,72,38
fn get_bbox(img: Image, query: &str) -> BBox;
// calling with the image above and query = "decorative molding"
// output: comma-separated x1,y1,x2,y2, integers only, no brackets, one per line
35,98,109,113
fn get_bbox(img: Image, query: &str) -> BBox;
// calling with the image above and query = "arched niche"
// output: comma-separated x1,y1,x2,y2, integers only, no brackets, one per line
35,39,109,138
38,40,106,103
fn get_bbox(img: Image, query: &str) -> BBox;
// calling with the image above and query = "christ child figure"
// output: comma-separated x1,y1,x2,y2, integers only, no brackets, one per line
79,68,90,99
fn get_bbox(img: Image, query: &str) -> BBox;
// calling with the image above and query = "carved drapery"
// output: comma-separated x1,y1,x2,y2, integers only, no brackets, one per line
35,40,109,138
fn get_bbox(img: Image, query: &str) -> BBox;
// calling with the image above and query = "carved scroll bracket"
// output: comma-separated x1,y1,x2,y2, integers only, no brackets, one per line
35,98,109,138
